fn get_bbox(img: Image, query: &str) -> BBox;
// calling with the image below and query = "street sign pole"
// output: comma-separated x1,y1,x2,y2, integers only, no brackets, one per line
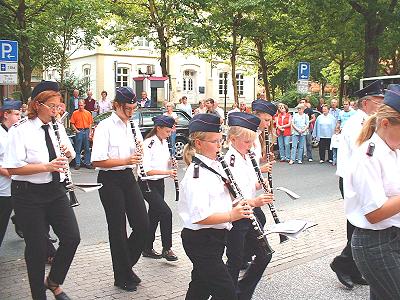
0,40,19,87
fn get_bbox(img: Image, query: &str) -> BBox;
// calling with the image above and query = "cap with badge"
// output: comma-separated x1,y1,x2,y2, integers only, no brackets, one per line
251,99,277,116
228,112,260,132
115,87,137,104
152,115,175,128
383,84,400,113
1,98,22,111
31,81,60,100
354,80,384,99
189,113,221,134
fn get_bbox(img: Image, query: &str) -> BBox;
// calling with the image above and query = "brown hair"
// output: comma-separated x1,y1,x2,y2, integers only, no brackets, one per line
27,91,62,119
357,104,400,146
183,132,208,166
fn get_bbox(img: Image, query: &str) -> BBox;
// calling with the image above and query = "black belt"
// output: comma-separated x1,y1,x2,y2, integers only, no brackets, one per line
76,128,89,130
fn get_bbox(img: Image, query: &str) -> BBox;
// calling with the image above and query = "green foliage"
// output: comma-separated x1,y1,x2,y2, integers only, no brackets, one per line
280,87,306,108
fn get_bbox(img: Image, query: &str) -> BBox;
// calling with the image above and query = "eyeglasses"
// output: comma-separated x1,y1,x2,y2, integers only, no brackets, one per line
40,103,62,110
199,138,224,144
123,106,136,112
369,99,383,106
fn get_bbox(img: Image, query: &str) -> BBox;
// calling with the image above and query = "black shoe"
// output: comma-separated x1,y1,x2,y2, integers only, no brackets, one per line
85,164,94,169
142,249,162,259
74,165,80,170
330,262,354,289
131,271,142,284
11,215,24,238
114,281,137,292
162,249,178,262
352,276,369,285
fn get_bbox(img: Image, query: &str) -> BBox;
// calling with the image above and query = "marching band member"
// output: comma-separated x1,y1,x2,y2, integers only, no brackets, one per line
91,87,149,292
4,81,80,300
140,115,178,261
0,99,22,247
178,113,252,300
344,84,400,299
224,112,273,300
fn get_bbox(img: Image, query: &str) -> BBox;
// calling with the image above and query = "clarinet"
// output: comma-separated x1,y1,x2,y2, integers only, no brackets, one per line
167,137,179,201
216,152,274,256
129,119,151,192
248,150,288,243
51,117,79,207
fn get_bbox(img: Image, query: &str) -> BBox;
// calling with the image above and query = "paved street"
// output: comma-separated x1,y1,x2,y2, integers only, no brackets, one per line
0,152,369,299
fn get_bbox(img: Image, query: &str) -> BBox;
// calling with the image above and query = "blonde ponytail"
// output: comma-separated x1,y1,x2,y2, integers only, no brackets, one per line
356,115,377,146
183,132,208,166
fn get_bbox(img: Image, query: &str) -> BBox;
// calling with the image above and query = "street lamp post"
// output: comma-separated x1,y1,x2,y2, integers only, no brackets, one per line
343,74,350,100
223,72,228,125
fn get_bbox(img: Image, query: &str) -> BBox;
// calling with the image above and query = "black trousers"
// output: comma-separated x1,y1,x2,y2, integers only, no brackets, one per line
331,177,362,278
12,180,80,300
0,195,12,248
98,169,149,284
181,228,237,300
226,219,272,300
319,138,333,161
243,207,266,262
139,179,172,250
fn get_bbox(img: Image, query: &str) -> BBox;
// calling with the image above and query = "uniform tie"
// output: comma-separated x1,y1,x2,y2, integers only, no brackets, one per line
42,124,60,183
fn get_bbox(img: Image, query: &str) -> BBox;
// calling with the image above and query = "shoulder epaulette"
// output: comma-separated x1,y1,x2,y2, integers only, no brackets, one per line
230,154,235,167
148,139,155,148
13,117,28,127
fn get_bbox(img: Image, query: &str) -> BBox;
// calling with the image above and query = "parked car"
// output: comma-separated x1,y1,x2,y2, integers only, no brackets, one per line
92,108,191,160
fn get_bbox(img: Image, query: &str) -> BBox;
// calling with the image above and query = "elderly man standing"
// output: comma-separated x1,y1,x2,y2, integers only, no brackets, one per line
84,90,98,117
69,89,80,113
138,91,154,108
70,100,93,170
330,80,385,289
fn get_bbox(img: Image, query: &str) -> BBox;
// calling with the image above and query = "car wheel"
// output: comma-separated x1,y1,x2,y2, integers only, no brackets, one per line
175,139,187,160
311,137,319,148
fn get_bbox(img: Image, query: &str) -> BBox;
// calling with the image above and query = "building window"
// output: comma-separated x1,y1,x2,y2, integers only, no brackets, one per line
183,70,195,92
236,73,244,96
83,67,91,90
116,67,129,87
219,73,228,95
137,37,150,47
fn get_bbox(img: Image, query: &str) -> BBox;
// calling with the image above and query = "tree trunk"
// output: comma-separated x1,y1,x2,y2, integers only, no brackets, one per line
254,39,271,101
364,19,380,77
16,1,32,102
338,60,345,107
230,29,239,105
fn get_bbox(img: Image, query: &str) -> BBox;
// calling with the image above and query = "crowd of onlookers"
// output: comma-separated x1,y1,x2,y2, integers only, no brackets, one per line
272,97,356,166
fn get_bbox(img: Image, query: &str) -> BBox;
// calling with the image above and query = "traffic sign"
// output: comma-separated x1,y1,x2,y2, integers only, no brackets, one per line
0,62,17,73
0,40,18,62
0,73,18,85
298,62,310,80
297,80,309,94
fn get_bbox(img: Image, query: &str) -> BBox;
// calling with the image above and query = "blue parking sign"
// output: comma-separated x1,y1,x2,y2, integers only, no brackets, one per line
298,62,310,80
0,40,18,62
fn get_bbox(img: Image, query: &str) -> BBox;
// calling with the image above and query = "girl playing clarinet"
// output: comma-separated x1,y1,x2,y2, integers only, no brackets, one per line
178,113,253,300
140,115,178,261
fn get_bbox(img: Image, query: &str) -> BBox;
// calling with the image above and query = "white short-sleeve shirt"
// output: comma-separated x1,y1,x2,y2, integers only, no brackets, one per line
0,125,11,196
141,135,170,180
344,133,400,230
3,118,75,184
178,154,233,230
224,146,258,199
91,112,143,171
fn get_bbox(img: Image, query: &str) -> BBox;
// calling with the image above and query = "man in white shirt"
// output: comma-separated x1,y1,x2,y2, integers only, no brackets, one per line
331,80,385,289
176,96,192,117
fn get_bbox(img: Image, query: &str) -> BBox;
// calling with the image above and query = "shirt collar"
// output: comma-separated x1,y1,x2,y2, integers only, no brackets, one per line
110,111,127,127
32,117,47,129
370,132,396,156
195,153,219,168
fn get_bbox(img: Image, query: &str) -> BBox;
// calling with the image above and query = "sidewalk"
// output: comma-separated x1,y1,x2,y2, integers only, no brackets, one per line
0,198,369,299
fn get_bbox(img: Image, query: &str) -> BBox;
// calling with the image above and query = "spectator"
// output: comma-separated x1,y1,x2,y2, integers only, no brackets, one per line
205,98,223,124
69,89,80,113
240,102,250,113
98,90,112,114
138,91,154,108
227,102,240,115
300,98,316,162
330,128,341,166
84,90,98,117
275,103,292,162
176,96,192,117
349,100,357,111
289,103,309,164
317,98,325,113
163,102,178,155
329,98,341,122
336,99,356,131
20,103,28,118
194,100,207,115
70,100,93,170
312,104,336,163
214,99,225,123
55,103,66,121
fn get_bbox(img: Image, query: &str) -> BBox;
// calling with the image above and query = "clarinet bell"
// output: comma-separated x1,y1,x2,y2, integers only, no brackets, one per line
69,191,80,207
